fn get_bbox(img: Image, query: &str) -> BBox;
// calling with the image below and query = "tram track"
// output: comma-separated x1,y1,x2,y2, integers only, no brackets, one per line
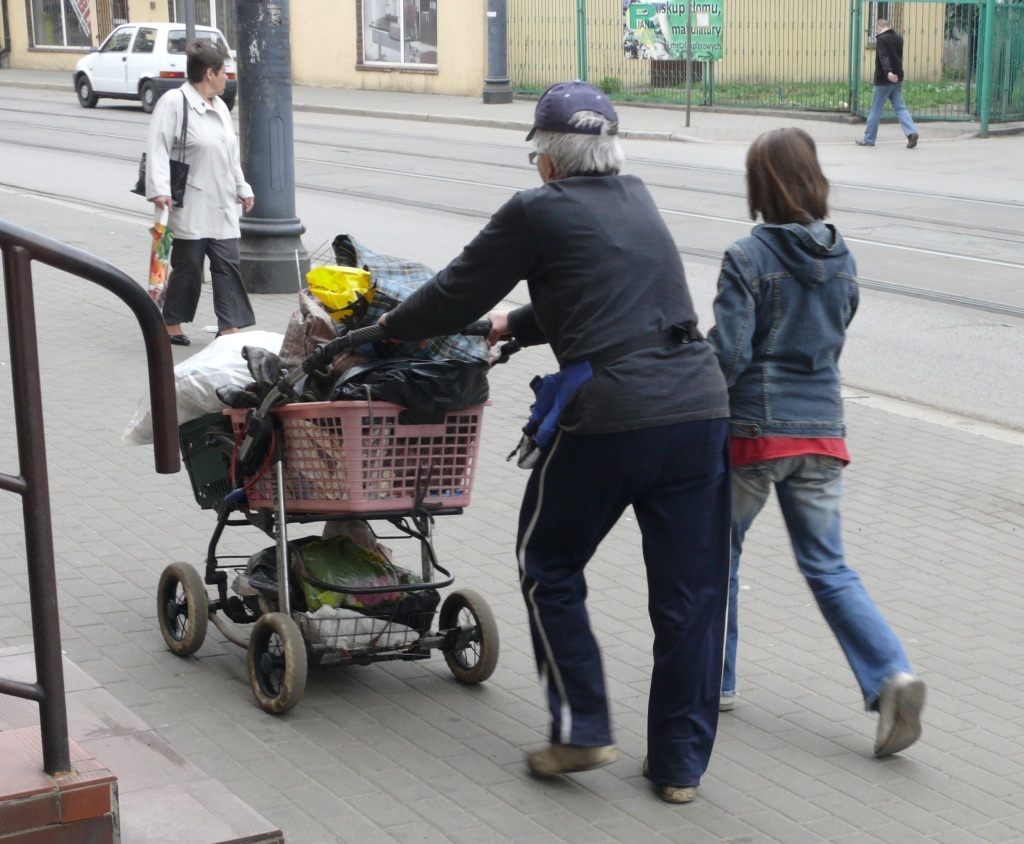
2,106,1022,219
3,127,1022,254
2,97,1023,321
5,179,1022,322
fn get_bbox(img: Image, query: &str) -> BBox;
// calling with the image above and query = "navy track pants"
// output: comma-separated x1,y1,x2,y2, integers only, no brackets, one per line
517,417,731,788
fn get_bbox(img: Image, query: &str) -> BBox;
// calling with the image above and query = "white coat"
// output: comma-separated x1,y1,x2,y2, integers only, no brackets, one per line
145,83,252,240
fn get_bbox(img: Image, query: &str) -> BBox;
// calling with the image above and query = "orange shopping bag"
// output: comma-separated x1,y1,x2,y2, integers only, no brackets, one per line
148,205,173,308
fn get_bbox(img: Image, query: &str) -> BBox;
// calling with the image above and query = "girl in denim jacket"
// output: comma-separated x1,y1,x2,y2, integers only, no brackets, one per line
708,128,926,757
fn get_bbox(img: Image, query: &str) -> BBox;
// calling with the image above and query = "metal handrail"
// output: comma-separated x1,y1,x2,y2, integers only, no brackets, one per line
0,219,179,775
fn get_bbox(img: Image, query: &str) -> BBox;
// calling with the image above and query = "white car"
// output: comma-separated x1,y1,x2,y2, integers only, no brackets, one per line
73,22,237,114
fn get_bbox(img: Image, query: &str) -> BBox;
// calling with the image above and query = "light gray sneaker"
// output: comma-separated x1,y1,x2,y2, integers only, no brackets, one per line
527,743,618,777
874,673,926,757
719,692,736,712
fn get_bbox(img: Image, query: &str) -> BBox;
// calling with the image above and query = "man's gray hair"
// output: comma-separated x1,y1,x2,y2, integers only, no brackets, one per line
532,111,624,178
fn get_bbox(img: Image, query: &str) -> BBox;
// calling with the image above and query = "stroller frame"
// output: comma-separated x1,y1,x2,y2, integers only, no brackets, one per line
156,324,499,714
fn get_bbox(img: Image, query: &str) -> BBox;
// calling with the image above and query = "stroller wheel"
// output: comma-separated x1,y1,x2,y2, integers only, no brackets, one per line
439,588,499,685
247,612,307,714
157,563,209,657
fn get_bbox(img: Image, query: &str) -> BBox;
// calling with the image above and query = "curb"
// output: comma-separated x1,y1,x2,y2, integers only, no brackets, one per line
4,76,1022,142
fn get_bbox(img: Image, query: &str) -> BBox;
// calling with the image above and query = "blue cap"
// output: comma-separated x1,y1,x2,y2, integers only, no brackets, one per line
526,80,619,140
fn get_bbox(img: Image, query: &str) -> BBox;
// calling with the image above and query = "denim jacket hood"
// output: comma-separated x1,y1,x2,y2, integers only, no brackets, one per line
708,221,858,439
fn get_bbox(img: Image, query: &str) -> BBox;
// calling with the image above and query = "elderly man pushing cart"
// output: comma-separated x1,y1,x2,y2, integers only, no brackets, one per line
380,81,732,804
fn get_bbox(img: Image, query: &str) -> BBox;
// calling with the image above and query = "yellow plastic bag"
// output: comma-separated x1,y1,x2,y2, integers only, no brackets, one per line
306,265,374,322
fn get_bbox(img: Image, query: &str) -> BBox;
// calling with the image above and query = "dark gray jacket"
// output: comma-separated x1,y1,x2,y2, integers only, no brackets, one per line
385,174,729,434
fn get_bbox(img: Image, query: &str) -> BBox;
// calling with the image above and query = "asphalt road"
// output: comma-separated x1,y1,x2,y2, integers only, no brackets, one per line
1,85,1021,430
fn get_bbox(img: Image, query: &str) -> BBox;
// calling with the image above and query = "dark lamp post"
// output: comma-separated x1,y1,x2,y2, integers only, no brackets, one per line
483,0,513,104
236,0,309,294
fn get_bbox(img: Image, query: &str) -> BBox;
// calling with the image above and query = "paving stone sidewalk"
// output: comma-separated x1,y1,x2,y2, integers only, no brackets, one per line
1,183,1024,843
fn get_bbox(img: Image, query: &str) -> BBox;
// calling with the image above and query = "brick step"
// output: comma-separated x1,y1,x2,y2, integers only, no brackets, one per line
0,647,283,844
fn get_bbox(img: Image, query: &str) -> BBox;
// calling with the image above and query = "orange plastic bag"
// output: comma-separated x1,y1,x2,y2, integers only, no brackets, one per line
148,205,173,308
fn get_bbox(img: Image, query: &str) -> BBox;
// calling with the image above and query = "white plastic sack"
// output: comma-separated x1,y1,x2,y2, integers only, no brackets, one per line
122,330,285,445
298,605,418,650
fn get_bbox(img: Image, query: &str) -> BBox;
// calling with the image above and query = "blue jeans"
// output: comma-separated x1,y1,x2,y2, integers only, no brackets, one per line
863,81,918,145
721,454,912,710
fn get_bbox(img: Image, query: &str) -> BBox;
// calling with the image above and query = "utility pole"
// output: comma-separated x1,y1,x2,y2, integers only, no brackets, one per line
483,0,513,104
236,0,309,293
685,1,693,127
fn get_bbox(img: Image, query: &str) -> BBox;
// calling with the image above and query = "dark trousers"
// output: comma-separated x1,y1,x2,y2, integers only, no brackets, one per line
163,237,255,331
517,417,731,788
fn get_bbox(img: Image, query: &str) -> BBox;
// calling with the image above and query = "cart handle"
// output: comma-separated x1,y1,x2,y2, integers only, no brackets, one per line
459,319,521,366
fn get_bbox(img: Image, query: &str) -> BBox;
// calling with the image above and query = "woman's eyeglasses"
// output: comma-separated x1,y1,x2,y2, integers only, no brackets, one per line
528,151,539,165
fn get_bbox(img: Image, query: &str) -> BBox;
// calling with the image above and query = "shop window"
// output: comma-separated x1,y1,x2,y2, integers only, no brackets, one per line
360,0,438,68
30,0,93,48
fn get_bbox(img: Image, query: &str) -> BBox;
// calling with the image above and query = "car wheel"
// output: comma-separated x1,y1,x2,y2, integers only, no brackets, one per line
76,76,98,109
141,80,159,114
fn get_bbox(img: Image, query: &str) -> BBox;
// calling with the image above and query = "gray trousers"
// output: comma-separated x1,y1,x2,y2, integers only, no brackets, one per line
163,237,255,331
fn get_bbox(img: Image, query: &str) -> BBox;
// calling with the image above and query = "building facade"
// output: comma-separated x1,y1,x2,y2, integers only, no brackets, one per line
0,0,488,97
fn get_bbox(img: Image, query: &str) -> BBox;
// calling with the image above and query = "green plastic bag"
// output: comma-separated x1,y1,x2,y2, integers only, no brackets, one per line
294,535,423,612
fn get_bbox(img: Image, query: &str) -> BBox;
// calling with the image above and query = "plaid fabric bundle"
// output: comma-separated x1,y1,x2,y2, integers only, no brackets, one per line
278,290,372,401
331,235,490,366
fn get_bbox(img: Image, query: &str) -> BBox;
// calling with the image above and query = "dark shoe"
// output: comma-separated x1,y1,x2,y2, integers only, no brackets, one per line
527,743,618,777
642,758,696,804
874,673,926,757
906,132,919,149
169,334,190,346
855,139,873,146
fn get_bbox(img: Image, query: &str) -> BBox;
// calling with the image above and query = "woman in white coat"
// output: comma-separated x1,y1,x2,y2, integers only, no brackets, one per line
146,39,255,346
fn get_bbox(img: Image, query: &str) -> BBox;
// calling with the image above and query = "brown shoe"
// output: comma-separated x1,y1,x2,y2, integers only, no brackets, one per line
906,132,919,149
527,743,618,777
643,758,697,804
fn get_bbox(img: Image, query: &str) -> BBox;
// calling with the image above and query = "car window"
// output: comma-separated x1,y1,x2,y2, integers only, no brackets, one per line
100,27,135,54
132,28,157,54
167,30,227,54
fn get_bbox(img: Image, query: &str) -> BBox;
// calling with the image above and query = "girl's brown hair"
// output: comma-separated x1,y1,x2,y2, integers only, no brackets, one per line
745,128,829,224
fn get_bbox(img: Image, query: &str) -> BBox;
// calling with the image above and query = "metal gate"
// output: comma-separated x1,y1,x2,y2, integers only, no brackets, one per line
508,0,1024,124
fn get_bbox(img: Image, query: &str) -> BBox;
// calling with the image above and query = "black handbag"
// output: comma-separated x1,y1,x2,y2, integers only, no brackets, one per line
131,91,189,208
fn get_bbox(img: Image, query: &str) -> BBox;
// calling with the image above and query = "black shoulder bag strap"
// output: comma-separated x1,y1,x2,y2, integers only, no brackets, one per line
175,90,189,164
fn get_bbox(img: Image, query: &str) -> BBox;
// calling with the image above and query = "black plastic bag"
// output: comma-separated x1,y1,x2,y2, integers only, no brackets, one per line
329,358,489,424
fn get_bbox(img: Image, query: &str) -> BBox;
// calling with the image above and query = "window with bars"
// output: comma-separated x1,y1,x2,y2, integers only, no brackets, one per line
869,3,903,46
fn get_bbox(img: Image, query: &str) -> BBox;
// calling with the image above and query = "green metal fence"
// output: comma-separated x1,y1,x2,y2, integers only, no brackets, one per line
508,0,1024,125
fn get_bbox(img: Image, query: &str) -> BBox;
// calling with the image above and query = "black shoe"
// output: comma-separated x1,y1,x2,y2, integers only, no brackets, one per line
855,139,873,146
906,132,919,149
169,334,190,346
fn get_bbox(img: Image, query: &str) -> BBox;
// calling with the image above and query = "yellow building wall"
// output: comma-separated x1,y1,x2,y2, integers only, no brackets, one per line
5,0,488,96
291,0,488,97
1,0,946,92
128,0,169,28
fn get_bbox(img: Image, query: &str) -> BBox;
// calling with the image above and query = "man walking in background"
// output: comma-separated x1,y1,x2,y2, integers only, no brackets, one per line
857,19,919,148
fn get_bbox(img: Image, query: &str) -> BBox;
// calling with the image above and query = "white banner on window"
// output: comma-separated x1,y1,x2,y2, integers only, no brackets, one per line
71,0,92,37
